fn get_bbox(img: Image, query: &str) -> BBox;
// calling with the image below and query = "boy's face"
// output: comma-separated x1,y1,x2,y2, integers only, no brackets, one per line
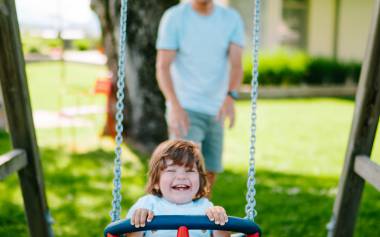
156,159,200,204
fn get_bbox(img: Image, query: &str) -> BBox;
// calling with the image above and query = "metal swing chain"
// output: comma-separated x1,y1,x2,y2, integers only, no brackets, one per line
245,0,261,222
111,0,128,223
110,0,260,224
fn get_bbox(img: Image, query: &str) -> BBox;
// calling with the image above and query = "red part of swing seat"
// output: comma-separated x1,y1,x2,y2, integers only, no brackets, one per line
247,233,260,237
177,226,190,237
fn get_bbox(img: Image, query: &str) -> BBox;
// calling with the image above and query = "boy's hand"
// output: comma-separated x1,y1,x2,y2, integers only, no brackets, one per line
130,208,154,228
206,206,228,226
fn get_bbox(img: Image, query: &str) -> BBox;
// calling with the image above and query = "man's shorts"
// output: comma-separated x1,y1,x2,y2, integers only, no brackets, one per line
168,109,224,173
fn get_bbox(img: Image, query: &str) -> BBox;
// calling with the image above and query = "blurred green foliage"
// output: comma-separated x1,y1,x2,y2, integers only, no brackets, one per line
21,35,101,54
72,39,102,51
21,35,62,54
243,48,362,85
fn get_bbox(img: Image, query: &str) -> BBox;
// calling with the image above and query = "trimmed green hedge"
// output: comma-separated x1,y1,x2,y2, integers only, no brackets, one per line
22,36,63,54
243,49,361,85
72,39,102,51
21,35,101,54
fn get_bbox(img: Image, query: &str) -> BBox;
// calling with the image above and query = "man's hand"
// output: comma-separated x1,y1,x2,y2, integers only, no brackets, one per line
168,103,189,138
217,96,235,128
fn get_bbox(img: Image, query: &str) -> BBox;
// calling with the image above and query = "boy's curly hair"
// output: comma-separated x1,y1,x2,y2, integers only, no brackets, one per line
146,140,209,199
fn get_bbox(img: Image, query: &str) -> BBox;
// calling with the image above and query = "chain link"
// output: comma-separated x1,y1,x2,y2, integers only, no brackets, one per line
111,0,128,223
111,0,260,224
245,0,261,222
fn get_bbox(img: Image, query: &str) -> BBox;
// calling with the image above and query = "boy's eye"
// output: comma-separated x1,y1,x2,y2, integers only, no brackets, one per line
166,169,176,172
186,169,197,172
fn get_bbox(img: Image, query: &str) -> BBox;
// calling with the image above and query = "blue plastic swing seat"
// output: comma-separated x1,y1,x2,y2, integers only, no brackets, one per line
104,215,261,237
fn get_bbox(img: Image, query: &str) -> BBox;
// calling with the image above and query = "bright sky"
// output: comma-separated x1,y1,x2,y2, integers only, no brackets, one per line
16,0,100,37
15,0,226,38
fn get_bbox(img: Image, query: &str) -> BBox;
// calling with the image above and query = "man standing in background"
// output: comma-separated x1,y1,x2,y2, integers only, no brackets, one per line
156,0,244,191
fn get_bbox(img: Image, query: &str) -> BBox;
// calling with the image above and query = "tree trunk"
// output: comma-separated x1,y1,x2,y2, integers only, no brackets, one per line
91,0,177,154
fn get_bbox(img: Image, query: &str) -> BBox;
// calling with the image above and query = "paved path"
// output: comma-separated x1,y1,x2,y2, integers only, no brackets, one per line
25,50,107,65
33,105,105,129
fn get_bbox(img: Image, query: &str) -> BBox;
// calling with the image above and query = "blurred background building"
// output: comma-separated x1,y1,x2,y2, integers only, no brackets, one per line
231,0,373,61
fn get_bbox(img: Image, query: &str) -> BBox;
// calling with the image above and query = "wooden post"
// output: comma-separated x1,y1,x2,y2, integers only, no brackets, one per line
354,155,380,191
329,0,380,236
0,1,54,236
0,149,27,180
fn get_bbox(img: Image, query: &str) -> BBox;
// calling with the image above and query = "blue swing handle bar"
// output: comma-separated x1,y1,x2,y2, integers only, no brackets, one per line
104,215,261,236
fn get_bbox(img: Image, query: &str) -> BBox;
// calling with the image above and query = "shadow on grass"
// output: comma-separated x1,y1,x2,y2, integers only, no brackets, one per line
0,144,379,237
0,146,147,237
213,170,379,237
332,96,355,102
213,170,338,237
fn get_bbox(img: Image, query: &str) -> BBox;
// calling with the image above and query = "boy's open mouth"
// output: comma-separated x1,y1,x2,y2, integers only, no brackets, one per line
171,184,191,191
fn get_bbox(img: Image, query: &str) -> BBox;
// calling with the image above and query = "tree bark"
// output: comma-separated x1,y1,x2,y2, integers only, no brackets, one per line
91,0,177,154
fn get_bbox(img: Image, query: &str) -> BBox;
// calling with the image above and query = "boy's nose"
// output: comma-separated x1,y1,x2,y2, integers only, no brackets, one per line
175,171,187,178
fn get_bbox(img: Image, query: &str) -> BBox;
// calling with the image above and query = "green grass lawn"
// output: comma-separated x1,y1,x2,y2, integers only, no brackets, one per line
25,62,108,148
26,62,107,111
0,62,379,236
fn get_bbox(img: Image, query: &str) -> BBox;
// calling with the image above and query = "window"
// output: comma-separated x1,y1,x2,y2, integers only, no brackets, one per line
281,0,308,49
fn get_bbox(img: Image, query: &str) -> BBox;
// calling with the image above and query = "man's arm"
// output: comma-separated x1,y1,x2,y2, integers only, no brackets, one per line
228,43,244,92
217,43,243,128
156,50,189,137
156,50,179,107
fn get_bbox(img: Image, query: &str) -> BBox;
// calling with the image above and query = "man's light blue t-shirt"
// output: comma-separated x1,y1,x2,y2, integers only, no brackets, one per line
126,194,213,237
156,3,244,116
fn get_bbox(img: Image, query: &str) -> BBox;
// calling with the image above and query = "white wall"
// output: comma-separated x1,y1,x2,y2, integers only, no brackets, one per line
308,0,374,61
338,0,373,61
262,0,283,49
308,0,335,57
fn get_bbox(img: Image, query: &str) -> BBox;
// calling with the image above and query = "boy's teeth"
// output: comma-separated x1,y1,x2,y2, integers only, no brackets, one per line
173,184,189,189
